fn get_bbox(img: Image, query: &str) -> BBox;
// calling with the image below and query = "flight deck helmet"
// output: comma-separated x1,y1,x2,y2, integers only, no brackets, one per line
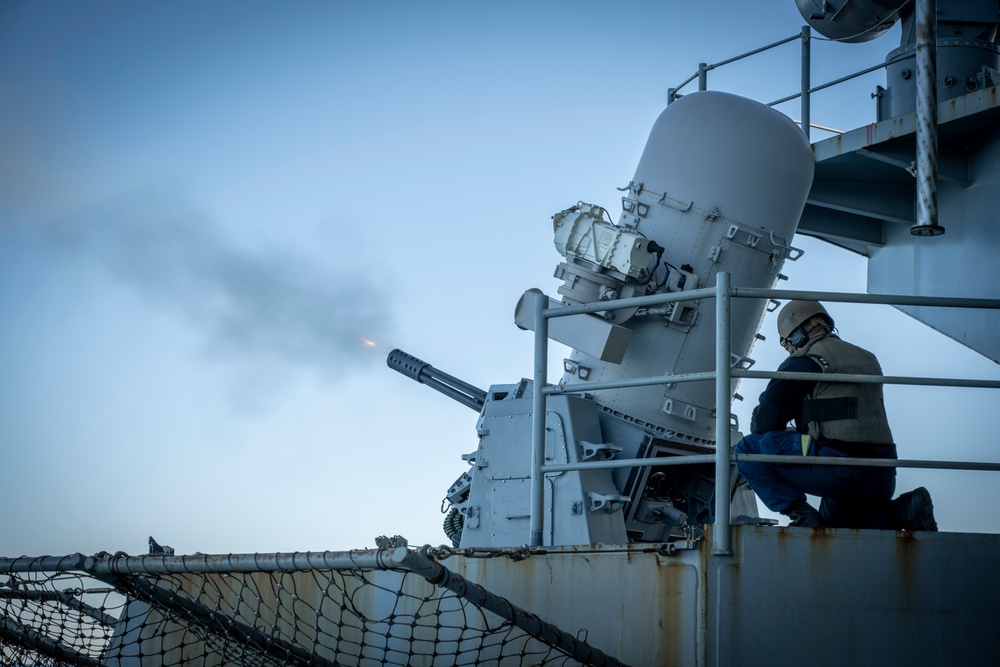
777,300,833,348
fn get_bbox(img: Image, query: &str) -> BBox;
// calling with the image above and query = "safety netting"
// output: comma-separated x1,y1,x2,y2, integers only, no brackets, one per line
0,547,627,667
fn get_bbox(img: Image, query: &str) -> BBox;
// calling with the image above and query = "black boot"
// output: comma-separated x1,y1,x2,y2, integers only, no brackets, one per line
889,487,938,531
783,500,826,528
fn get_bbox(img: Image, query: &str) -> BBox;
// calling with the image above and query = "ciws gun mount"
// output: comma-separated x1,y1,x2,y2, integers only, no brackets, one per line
389,91,813,548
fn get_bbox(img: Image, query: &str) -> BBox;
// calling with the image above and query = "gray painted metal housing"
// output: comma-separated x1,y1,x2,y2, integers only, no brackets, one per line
798,83,1000,362
557,91,814,444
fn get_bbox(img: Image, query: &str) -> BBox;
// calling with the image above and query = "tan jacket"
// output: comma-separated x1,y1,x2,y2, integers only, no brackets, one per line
792,335,894,444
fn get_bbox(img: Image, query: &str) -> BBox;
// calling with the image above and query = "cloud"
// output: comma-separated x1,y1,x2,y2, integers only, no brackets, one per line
38,192,394,382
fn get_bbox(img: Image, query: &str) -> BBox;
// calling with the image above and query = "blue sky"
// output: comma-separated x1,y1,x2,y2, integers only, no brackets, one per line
1,0,996,556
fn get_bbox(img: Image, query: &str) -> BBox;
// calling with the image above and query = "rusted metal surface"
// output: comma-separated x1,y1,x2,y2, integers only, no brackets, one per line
711,526,1000,667
812,83,1000,163
451,544,700,667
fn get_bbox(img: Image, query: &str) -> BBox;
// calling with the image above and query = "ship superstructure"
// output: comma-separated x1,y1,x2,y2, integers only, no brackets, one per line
1,1,999,665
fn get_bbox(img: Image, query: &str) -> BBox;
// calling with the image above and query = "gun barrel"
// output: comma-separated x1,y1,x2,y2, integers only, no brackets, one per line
387,349,487,412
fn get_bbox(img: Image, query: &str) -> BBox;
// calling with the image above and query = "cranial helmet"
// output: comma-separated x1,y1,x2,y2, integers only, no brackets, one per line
777,300,832,341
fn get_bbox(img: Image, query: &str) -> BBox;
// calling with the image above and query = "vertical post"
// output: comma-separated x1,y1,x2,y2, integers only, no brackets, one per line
529,295,549,547
912,0,945,236
713,272,733,555
667,88,676,105
698,63,708,91
800,25,811,141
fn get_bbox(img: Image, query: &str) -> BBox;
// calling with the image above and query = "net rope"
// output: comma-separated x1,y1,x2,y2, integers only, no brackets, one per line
0,547,624,667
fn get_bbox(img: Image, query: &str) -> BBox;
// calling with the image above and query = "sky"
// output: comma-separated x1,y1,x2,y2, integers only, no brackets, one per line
1,0,996,558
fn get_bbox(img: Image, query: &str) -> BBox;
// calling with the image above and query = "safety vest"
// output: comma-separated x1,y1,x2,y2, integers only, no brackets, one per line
792,335,894,444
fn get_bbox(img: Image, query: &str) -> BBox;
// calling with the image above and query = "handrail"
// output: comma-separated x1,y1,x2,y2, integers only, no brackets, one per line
543,287,1000,319
527,274,1000,553
666,25,893,140
548,370,1000,395
710,33,803,70
539,456,1000,474
668,32,803,101
766,57,900,106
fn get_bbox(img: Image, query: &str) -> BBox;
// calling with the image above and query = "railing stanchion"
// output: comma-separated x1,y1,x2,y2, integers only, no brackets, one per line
912,0,944,236
714,272,733,555
801,25,811,140
529,296,549,547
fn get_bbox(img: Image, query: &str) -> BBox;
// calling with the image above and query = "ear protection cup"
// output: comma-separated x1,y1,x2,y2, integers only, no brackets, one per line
787,326,808,348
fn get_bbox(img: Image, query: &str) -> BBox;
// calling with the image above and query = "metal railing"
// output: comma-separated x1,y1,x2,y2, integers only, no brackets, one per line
665,22,913,142
667,0,944,233
668,28,814,137
528,274,1000,554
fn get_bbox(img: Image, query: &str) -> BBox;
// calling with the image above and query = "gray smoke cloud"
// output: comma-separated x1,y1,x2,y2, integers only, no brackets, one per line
40,193,394,381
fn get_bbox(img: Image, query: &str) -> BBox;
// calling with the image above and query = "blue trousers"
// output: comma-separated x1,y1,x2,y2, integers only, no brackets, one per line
734,431,896,528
